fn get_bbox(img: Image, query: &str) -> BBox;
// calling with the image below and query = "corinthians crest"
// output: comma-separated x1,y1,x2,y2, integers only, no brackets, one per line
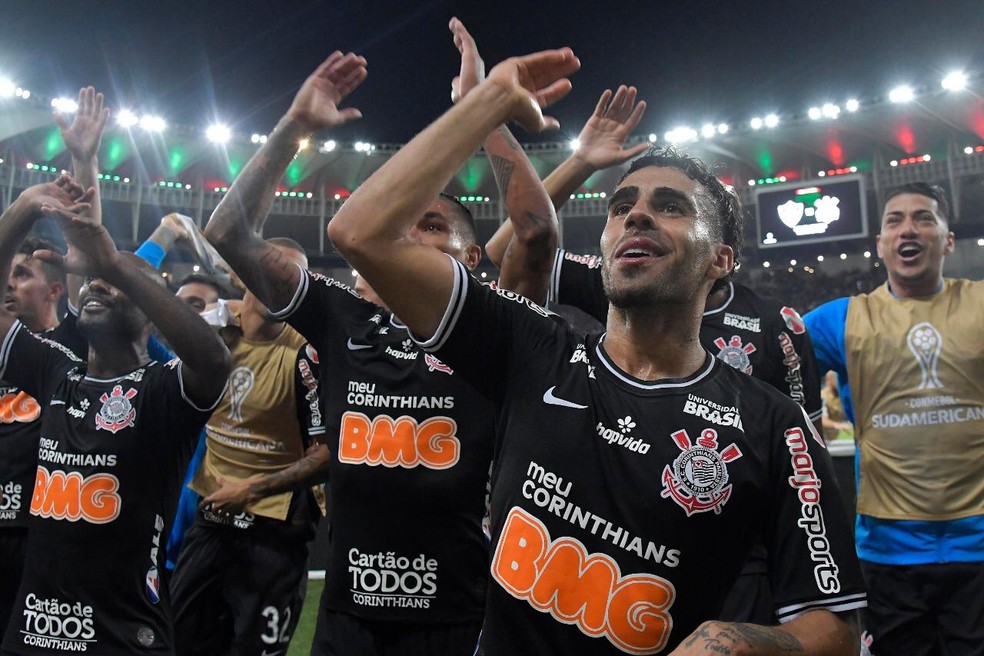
713,335,756,374
661,428,743,516
95,385,138,433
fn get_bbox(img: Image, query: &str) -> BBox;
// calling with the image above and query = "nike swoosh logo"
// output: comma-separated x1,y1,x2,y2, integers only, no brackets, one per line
347,338,372,351
543,386,588,409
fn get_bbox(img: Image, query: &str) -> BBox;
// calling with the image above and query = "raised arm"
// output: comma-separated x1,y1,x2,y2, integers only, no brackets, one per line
327,48,580,339
485,86,648,267
204,51,366,311
56,86,109,308
0,176,93,339
449,18,558,303
38,207,230,407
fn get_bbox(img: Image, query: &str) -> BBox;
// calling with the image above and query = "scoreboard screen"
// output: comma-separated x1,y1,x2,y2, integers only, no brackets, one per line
755,175,868,248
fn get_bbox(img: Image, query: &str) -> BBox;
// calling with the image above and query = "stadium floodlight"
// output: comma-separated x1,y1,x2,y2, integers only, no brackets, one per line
817,255,824,262
845,98,860,112
323,139,336,152
821,103,840,119
701,123,716,139
206,123,231,144
140,115,166,132
808,107,822,120
863,251,871,258
648,133,657,143
664,127,697,144
763,261,770,268
0,78,15,97
717,123,729,134
888,85,914,103
116,109,139,128
297,138,310,151
51,97,78,113
941,71,967,91
15,88,30,99
750,117,764,130
764,114,779,128
568,138,580,151
840,253,847,260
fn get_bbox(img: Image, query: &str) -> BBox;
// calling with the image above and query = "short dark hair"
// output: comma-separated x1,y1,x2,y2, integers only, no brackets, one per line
439,192,477,245
17,236,65,287
267,236,307,256
177,273,223,295
619,146,744,292
883,182,950,223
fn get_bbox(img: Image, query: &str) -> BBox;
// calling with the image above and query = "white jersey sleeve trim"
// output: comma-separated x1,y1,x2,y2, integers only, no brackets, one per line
177,360,227,413
547,248,565,305
413,254,468,353
808,408,823,421
775,592,867,623
0,320,24,380
268,263,309,320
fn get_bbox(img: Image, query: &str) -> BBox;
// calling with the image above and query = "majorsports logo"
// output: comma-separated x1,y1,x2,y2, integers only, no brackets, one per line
785,426,841,593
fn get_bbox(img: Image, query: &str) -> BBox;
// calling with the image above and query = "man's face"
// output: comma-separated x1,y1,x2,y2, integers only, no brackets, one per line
176,282,220,313
6,254,61,329
77,276,148,342
407,198,480,270
876,193,954,291
600,166,729,309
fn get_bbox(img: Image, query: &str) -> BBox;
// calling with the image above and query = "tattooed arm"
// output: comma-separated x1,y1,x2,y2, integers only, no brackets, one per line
201,442,330,514
203,51,366,312
671,611,859,656
449,18,557,302
485,85,648,269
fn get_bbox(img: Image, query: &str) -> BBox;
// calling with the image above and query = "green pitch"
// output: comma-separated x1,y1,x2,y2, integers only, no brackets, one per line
288,578,324,655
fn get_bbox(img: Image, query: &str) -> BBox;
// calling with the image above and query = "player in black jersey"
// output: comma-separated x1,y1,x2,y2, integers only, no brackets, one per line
203,46,524,654
485,90,823,626
326,42,865,655
0,175,230,656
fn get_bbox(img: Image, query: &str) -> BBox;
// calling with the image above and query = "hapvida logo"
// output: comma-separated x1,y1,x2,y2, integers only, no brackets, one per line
595,416,650,454
492,507,675,654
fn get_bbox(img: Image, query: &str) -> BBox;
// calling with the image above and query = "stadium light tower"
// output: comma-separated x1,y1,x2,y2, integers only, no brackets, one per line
889,85,915,103
206,123,232,144
140,115,166,132
116,109,139,128
941,71,967,91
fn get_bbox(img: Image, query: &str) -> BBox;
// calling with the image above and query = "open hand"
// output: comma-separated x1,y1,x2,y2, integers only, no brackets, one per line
287,51,367,131
54,86,109,163
574,86,649,168
485,48,580,132
450,17,485,103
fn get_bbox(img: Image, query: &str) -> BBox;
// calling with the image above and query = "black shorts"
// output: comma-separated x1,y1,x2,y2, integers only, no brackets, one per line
861,559,984,656
0,529,28,644
169,520,309,656
311,607,482,656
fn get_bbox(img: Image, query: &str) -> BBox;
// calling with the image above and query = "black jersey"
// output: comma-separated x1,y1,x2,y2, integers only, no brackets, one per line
0,318,87,529
271,269,495,623
424,259,865,654
550,251,822,421
0,322,217,655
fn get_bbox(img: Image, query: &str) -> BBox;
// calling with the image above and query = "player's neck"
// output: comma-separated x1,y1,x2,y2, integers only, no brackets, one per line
22,309,60,334
238,305,285,341
603,304,705,381
85,340,150,379
887,273,944,299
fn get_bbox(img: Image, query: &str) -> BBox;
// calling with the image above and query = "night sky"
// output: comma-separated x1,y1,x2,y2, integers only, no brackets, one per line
1,0,982,144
